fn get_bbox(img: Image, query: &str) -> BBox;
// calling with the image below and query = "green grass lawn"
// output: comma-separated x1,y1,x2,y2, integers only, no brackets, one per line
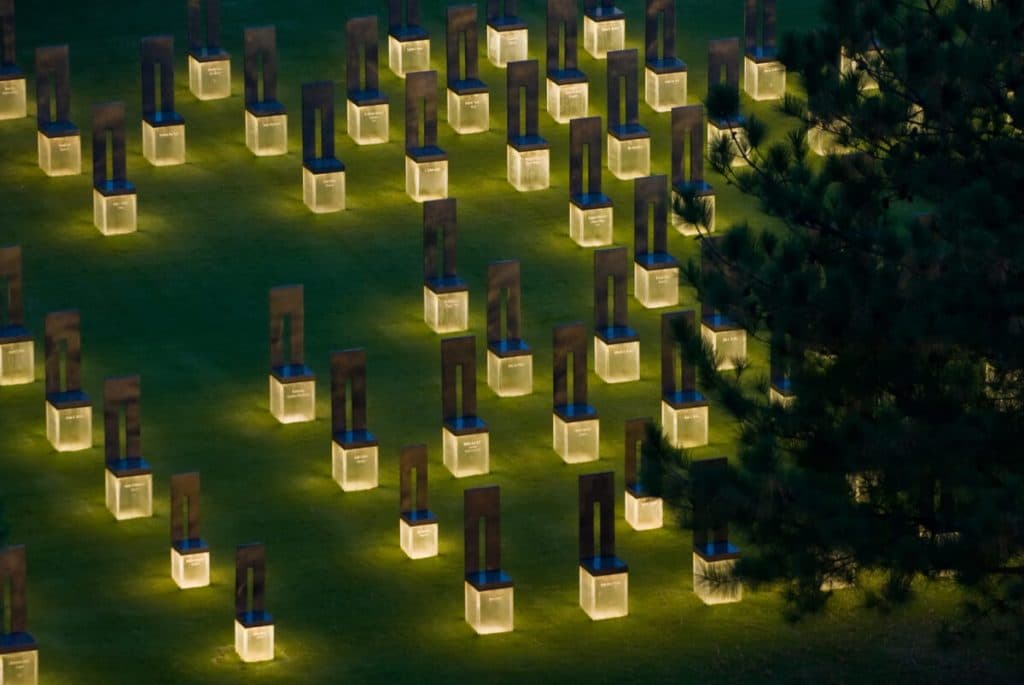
1,0,1021,682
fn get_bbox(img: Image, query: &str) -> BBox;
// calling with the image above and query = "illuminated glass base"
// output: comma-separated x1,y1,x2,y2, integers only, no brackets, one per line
93,189,137,236
268,375,315,424
707,120,750,167
347,100,389,145
671,186,715,236
423,286,468,334
302,167,345,214
579,567,628,620
693,553,743,605
700,323,747,371
399,518,439,559
744,57,786,101
37,131,81,177
447,89,489,135
170,547,210,589
583,16,625,60
661,399,709,449
486,349,532,397
142,121,185,166
406,156,448,203
840,49,878,91
0,76,27,120
388,36,430,79
507,145,550,191
331,442,379,492
245,111,287,157
0,339,34,386
443,426,489,478
607,133,650,180
546,79,588,124
45,400,92,452
486,25,528,68
633,263,679,309
235,620,274,663
644,67,686,113
806,125,851,156
594,337,640,384
188,54,231,100
769,386,796,408
553,414,600,464
569,202,613,247
625,490,663,531
105,469,153,521
464,583,513,635
0,647,38,685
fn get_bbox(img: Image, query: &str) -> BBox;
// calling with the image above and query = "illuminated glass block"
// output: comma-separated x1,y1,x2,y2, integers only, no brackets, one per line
707,119,749,167
569,200,613,247
331,435,379,492
0,75,27,120
45,396,92,451
546,77,588,124
234,616,274,663
447,88,489,135
553,410,600,463
399,511,439,559
644,65,686,113
769,381,795,408
188,53,231,100
806,124,850,156
594,333,640,384
37,130,81,177
744,55,786,101
347,99,389,146
700,319,747,370
693,547,743,605
423,284,468,334
661,395,709,449
443,421,489,478
507,142,550,191
105,463,153,521
171,542,210,589
487,344,532,397
302,164,346,214
607,132,650,180
486,24,528,68
625,488,663,531
406,156,449,202
245,110,287,157
93,187,137,236
840,47,879,91
0,646,38,685
142,120,186,166
583,15,625,60
671,183,715,236
633,260,679,309
268,371,315,424
579,562,628,620
388,35,430,79
464,575,513,635
0,335,34,386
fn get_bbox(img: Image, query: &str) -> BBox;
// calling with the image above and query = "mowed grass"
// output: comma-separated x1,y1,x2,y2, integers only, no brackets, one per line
0,1,1020,683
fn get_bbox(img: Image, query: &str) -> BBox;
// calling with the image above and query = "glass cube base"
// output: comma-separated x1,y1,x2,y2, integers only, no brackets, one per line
37,131,81,177
700,323,747,370
142,121,185,166
0,76,27,120
671,188,715,236
607,133,650,180
634,263,679,309
235,620,274,663
447,90,489,135
693,553,743,605
45,401,92,452
170,548,210,589
331,442,379,492
399,519,439,559
303,168,346,213
465,583,513,635
806,125,850,156
347,100,389,145
839,50,878,91
423,286,468,334
769,387,796,408
625,490,663,531
93,189,138,236
744,57,786,101
245,111,288,157
594,337,640,384
583,16,625,59
268,376,315,424
553,415,600,463
707,121,749,167
661,400,708,449
579,567,628,620
486,26,528,68
406,157,448,203
443,427,490,478
546,79,588,124
188,55,231,100
486,350,533,397
0,648,38,685
105,469,153,521
644,68,686,113
569,203,613,247
388,36,430,79
507,145,550,191
0,340,34,385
